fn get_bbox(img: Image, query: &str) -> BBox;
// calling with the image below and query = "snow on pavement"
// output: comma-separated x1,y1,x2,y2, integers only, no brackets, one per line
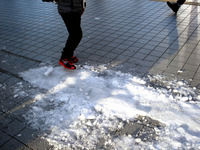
18,64,200,149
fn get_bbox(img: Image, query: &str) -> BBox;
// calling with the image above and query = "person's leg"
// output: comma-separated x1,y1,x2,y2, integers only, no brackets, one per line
58,12,82,69
60,12,82,60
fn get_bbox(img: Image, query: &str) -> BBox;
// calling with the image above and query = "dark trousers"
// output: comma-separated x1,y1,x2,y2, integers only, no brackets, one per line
177,0,186,5
60,12,82,59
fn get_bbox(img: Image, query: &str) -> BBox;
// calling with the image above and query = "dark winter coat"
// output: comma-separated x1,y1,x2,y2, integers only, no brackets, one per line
57,0,83,14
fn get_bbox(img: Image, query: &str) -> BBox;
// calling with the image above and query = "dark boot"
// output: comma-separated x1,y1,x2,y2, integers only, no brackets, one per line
167,2,180,13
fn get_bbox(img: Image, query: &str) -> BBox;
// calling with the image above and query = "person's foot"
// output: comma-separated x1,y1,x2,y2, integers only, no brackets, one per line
68,56,78,63
58,59,76,70
167,2,180,13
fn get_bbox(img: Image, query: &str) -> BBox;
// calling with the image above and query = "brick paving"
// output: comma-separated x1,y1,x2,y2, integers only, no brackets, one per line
0,0,200,149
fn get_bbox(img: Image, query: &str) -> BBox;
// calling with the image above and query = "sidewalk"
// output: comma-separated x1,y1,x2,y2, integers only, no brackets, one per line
0,0,200,149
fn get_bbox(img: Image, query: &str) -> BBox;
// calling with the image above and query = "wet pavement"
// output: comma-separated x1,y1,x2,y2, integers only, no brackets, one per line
0,0,200,149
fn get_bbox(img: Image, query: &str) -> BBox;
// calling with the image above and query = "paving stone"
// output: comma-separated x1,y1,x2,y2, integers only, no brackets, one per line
0,113,15,129
0,74,11,84
27,137,54,150
0,98,18,113
0,138,27,150
1,119,27,137
115,122,143,137
4,77,21,86
14,126,40,147
0,130,12,147
135,66,151,75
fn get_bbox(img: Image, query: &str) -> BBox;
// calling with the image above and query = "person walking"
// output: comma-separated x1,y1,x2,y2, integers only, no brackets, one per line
43,0,86,70
167,0,186,13
58,0,86,70
57,0,86,70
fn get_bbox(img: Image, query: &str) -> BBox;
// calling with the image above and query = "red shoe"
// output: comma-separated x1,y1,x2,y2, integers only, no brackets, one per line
68,56,78,63
58,59,76,70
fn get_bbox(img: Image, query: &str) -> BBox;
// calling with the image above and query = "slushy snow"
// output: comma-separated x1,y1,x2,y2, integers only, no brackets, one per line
18,64,200,150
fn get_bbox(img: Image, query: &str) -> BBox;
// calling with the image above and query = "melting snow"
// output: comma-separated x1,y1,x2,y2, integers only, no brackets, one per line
18,65,200,149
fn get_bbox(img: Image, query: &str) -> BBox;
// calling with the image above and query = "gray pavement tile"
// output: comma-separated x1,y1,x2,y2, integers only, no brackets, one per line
0,74,11,83
151,37,164,43
76,52,91,60
179,70,196,79
186,57,200,66
143,55,159,63
157,42,170,49
169,60,185,68
149,68,164,75
88,54,102,62
142,35,155,41
21,147,32,150
196,66,200,73
0,99,18,113
112,39,125,45
99,46,115,53
176,50,191,57
133,53,147,60
168,42,180,51
161,53,175,61
172,55,189,64
121,50,134,57
27,137,54,150
90,44,105,50
102,52,118,59
0,113,14,130
183,64,199,71
21,45,34,51
8,104,32,123
136,48,151,55
95,50,108,57
1,119,27,137
0,138,27,150
189,53,200,61
140,60,155,68
33,55,48,62
127,57,141,65
115,55,131,62
146,41,160,47
0,111,4,116
177,75,194,84
110,48,126,55
0,130,12,147
116,44,130,51
114,122,143,137
193,72,200,81
106,42,120,48
25,53,39,60
165,66,181,74
135,66,151,75
84,48,98,54
191,79,200,88
4,77,21,86
149,51,164,58
99,57,115,64
14,126,40,147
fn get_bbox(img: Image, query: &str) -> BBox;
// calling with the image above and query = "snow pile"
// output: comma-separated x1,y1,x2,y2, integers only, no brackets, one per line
19,65,200,149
